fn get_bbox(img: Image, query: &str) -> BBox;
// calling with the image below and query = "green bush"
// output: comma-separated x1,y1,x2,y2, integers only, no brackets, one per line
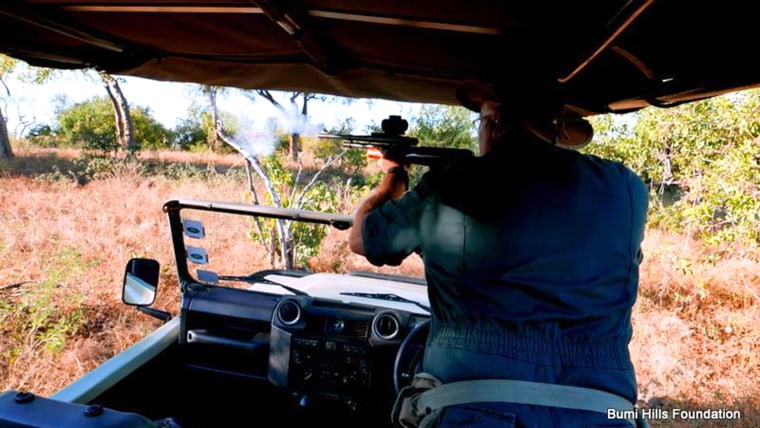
49,96,173,152
26,124,59,147
586,89,760,252
57,97,117,152
131,107,172,150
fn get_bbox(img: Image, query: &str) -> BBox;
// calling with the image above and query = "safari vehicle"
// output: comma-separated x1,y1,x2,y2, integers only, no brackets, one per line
3,200,432,427
0,1,757,427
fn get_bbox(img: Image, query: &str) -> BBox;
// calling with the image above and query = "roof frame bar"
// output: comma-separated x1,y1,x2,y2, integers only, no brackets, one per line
558,0,656,83
0,3,124,53
248,0,332,71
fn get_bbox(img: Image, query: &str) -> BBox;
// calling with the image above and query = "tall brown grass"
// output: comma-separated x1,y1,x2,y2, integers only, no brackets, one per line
1,147,758,427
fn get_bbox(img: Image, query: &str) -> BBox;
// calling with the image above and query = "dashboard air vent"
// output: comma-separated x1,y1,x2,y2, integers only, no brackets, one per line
277,299,302,326
372,312,400,340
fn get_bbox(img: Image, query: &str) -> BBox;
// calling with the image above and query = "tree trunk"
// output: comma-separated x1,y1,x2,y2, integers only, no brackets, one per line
0,110,13,159
216,122,295,268
287,94,309,161
252,89,310,161
100,72,136,156
289,133,300,161
206,86,221,152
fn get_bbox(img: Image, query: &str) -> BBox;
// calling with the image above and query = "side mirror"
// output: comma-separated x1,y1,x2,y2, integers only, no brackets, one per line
122,258,160,306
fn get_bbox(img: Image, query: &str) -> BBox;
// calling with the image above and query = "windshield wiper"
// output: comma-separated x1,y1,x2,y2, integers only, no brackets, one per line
339,292,430,313
218,275,308,296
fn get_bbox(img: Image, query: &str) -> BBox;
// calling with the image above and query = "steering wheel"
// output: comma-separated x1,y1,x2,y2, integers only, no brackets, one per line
393,319,430,395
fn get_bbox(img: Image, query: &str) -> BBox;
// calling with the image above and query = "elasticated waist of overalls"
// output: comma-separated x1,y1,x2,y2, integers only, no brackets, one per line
430,324,634,369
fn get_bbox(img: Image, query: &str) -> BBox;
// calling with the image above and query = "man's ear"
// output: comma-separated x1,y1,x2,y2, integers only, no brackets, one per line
489,110,508,141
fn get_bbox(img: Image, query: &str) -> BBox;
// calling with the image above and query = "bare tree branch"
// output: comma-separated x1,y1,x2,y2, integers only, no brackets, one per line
215,121,291,267
204,85,222,151
0,77,10,96
252,89,289,116
244,158,268,248
13,103,37,138
293,148,348,211
0,281,34,291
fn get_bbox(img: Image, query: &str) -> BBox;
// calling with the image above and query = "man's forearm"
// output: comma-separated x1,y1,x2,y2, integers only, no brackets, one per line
348,170,408,255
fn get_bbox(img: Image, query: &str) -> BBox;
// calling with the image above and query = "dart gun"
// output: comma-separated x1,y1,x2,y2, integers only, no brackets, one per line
319,115,474,169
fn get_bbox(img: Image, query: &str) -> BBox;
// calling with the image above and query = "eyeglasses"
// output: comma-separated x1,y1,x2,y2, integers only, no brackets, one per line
472,116,497,127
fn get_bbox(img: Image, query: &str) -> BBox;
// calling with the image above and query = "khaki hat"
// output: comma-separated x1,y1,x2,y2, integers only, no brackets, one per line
455,80,593,150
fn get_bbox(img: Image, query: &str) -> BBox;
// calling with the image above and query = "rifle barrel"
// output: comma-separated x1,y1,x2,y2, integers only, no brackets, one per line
318,133,418,146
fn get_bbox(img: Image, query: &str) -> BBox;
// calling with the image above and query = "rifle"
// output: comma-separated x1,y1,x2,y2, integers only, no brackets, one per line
319,115,474,169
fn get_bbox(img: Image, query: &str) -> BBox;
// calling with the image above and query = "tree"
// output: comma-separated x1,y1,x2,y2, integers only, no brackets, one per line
99,71,136,156
130,106,172,150
55,96,171,152
0,94,11,159
0,55,61,158
201,85,225,151
172,115,207,151
215,121,346,269
0,56,18,159
195,87,347,267
311,117,368,177
57,97,118,151
401,104,477,183
0,58,137,159
586,89,760,249
410,104,477,151
245,90,321,161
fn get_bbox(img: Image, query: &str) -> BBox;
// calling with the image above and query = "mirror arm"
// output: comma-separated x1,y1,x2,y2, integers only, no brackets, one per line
137,306,172,323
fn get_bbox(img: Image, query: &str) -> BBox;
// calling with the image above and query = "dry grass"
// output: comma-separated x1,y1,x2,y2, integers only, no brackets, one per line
1,148,247,393
1,147,758,427
631,229,760,427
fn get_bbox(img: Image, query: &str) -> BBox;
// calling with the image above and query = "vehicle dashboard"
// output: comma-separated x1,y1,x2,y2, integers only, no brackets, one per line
177,274,429,416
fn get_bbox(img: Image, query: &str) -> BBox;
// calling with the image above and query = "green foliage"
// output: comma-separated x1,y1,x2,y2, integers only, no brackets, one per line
247,151,342,268
0,55,17,77
0,248,88,357
293,182,339,264
410,105,477,151
130,107,172,150
201,110,240,154
154,162,217,181
306,137,344,161
306,118,368,176
57,97,117,151
75,154,147,181
585,89,760,252
37,155,144,184
41,96,173,152
172,117,207,150
0,54,57,85
26,124,58,147
585,115,647,170
405,104,477,184
261,152,293,190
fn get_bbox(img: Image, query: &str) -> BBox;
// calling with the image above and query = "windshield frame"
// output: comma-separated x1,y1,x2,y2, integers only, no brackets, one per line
162,199,353,290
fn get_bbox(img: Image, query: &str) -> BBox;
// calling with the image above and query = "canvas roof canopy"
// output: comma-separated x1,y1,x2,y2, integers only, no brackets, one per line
1,0,758,116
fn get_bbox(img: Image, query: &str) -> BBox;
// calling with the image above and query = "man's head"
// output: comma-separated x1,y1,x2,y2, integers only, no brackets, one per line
456,80,594,153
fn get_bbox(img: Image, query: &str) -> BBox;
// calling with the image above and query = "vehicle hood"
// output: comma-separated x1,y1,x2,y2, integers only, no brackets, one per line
258,272,430,315
1,1,757,116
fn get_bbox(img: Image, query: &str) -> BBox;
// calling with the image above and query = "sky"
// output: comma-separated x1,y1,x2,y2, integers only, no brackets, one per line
4,70,426,139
